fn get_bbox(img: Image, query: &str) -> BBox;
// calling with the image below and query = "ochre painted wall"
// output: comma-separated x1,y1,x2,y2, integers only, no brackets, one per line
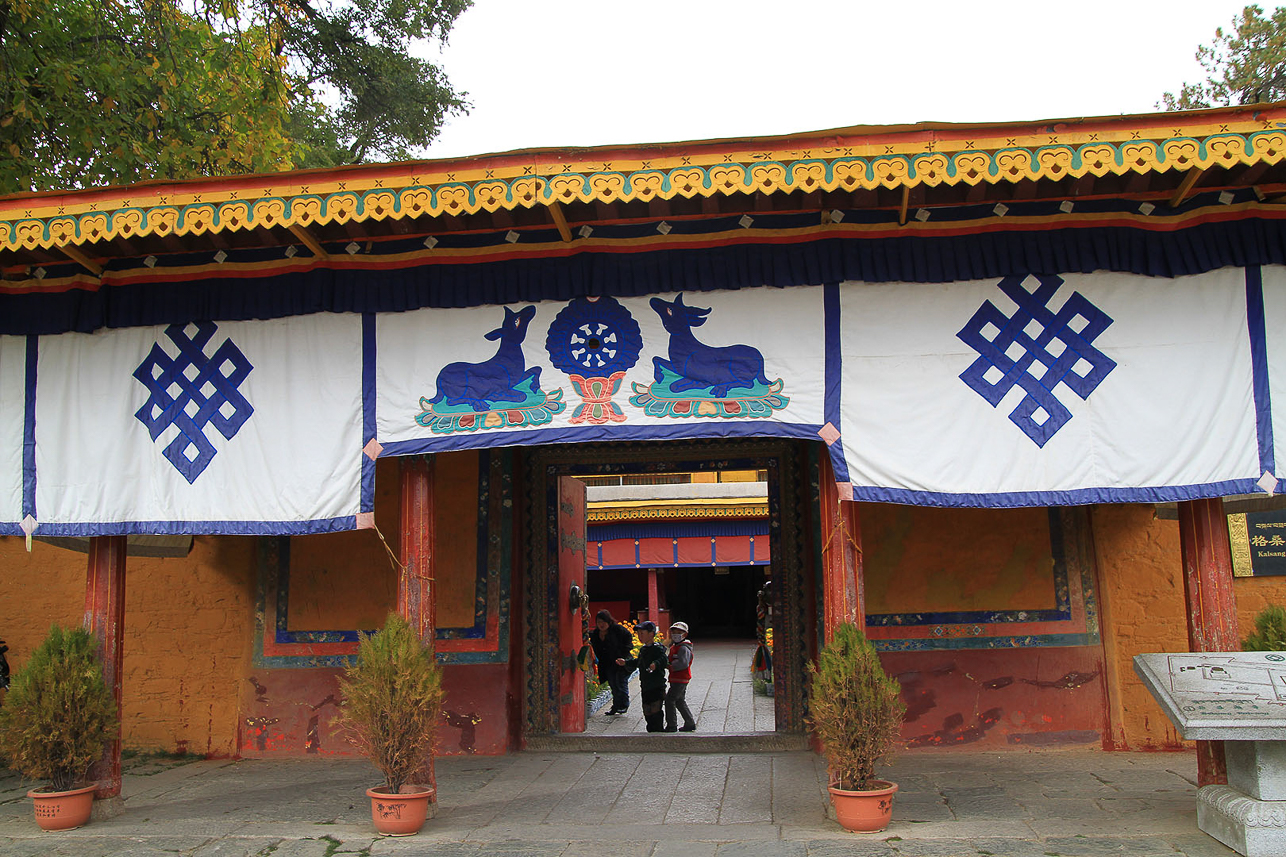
238,451,518,757
858,503,1105,748
863,504,1058,615
0,534,255,757
1091,503,1286,750
284,451,479,633
1,538,83,676
286,457,401,633
433,450,485,629
14,488,1286,759
287,531,396,632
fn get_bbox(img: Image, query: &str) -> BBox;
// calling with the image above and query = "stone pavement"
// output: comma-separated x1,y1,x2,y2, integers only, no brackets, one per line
0,747,1237,857
584,640,776,736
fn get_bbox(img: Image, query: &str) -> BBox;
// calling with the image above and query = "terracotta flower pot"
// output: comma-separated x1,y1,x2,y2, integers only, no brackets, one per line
29,782,97,831
828,780,897,833
366,784,434,836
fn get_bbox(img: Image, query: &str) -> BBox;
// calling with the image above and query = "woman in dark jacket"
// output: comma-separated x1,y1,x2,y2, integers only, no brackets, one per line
589,609,634,715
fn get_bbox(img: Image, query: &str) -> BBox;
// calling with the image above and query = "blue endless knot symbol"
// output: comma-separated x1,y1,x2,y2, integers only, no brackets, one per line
957,274,1116,447
133,322,254,483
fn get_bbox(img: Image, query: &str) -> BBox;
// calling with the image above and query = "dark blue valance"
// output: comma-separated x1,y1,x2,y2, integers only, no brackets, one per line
6,191,1286,335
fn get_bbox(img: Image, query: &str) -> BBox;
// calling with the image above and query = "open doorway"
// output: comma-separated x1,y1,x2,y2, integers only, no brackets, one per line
584,560,775,735
523,439,811,740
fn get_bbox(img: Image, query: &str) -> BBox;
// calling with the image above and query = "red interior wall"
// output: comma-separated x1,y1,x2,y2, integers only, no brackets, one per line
883,646,1106,748
239,662,514,757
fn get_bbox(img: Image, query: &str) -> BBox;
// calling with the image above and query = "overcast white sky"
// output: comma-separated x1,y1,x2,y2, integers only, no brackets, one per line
421,0,1259,159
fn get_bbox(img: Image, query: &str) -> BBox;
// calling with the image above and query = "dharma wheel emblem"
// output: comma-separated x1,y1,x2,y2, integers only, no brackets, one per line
545,295,643,424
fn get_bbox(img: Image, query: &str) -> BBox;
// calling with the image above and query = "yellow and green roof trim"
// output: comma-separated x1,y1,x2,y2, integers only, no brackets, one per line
3,105,1286,253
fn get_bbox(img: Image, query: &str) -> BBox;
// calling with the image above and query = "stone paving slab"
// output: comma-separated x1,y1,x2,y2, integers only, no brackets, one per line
562,843,657,857
369,841,484,856
715,842,809,857
255,839,336,857
800,841,900,857
1039,835,1186,856
190,840,283,857
940,786,1031,820
884,842,998,857
653,843,720,857
957,837,1060,857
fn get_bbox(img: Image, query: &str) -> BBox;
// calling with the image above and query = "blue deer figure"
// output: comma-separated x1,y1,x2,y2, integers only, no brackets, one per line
650,293,770,397
428,305,542,412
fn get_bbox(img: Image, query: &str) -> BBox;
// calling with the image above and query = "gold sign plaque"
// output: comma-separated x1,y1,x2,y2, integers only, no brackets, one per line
1229,513,1252,577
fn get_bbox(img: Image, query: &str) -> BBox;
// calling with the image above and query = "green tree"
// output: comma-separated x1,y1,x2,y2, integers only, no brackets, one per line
1244,603,1286,651
1161,4,1286,110
0,625,117,792
0,0,470,194
338,613,443,794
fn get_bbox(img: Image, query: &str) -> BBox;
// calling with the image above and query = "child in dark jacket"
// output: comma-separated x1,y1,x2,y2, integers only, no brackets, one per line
615,620,668,732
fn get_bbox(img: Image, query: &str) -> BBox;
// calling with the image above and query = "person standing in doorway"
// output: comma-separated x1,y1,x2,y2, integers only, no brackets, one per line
615,620,667,731
590,609,634,715
664,621,696,732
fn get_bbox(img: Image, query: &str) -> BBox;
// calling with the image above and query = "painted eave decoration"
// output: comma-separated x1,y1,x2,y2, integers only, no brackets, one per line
3,105,1286,254
587,498,771,523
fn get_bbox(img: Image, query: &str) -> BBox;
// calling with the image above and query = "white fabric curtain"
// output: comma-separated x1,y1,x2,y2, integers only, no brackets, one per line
375,285,827,449
12,264,1286,532
32,313,364,534
837,268,1264,504
0,335,25,530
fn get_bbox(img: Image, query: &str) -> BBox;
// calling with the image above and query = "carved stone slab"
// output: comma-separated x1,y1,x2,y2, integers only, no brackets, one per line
1198,785,1286,857
1133,652,1286,741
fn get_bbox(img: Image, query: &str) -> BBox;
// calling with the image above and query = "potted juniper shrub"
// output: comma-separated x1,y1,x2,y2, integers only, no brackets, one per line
807,622,906,833
0,625,118,831
338,613,444,836
1244,604,1286,651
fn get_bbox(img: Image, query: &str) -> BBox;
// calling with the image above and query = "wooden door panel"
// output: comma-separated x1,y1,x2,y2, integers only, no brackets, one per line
557,476,587,732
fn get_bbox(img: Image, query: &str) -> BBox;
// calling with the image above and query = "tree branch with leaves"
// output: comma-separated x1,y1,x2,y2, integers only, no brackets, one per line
1161,4,1286,110
0,0,471,193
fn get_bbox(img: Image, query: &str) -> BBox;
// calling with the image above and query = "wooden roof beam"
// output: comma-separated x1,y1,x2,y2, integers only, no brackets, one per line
1169,167,1207,208
1012,177,1041,200
340,219,370,242
288,224,330,260
964,182,989,204
1239,160,1272,187
57,243,103,277
545,201,573,242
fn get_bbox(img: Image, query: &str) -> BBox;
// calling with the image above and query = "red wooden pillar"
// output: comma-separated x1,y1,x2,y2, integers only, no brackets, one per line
1177,497,1240,787
647,568,659,625
819,453,864,643
397,455,437,799
84,535,126,807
